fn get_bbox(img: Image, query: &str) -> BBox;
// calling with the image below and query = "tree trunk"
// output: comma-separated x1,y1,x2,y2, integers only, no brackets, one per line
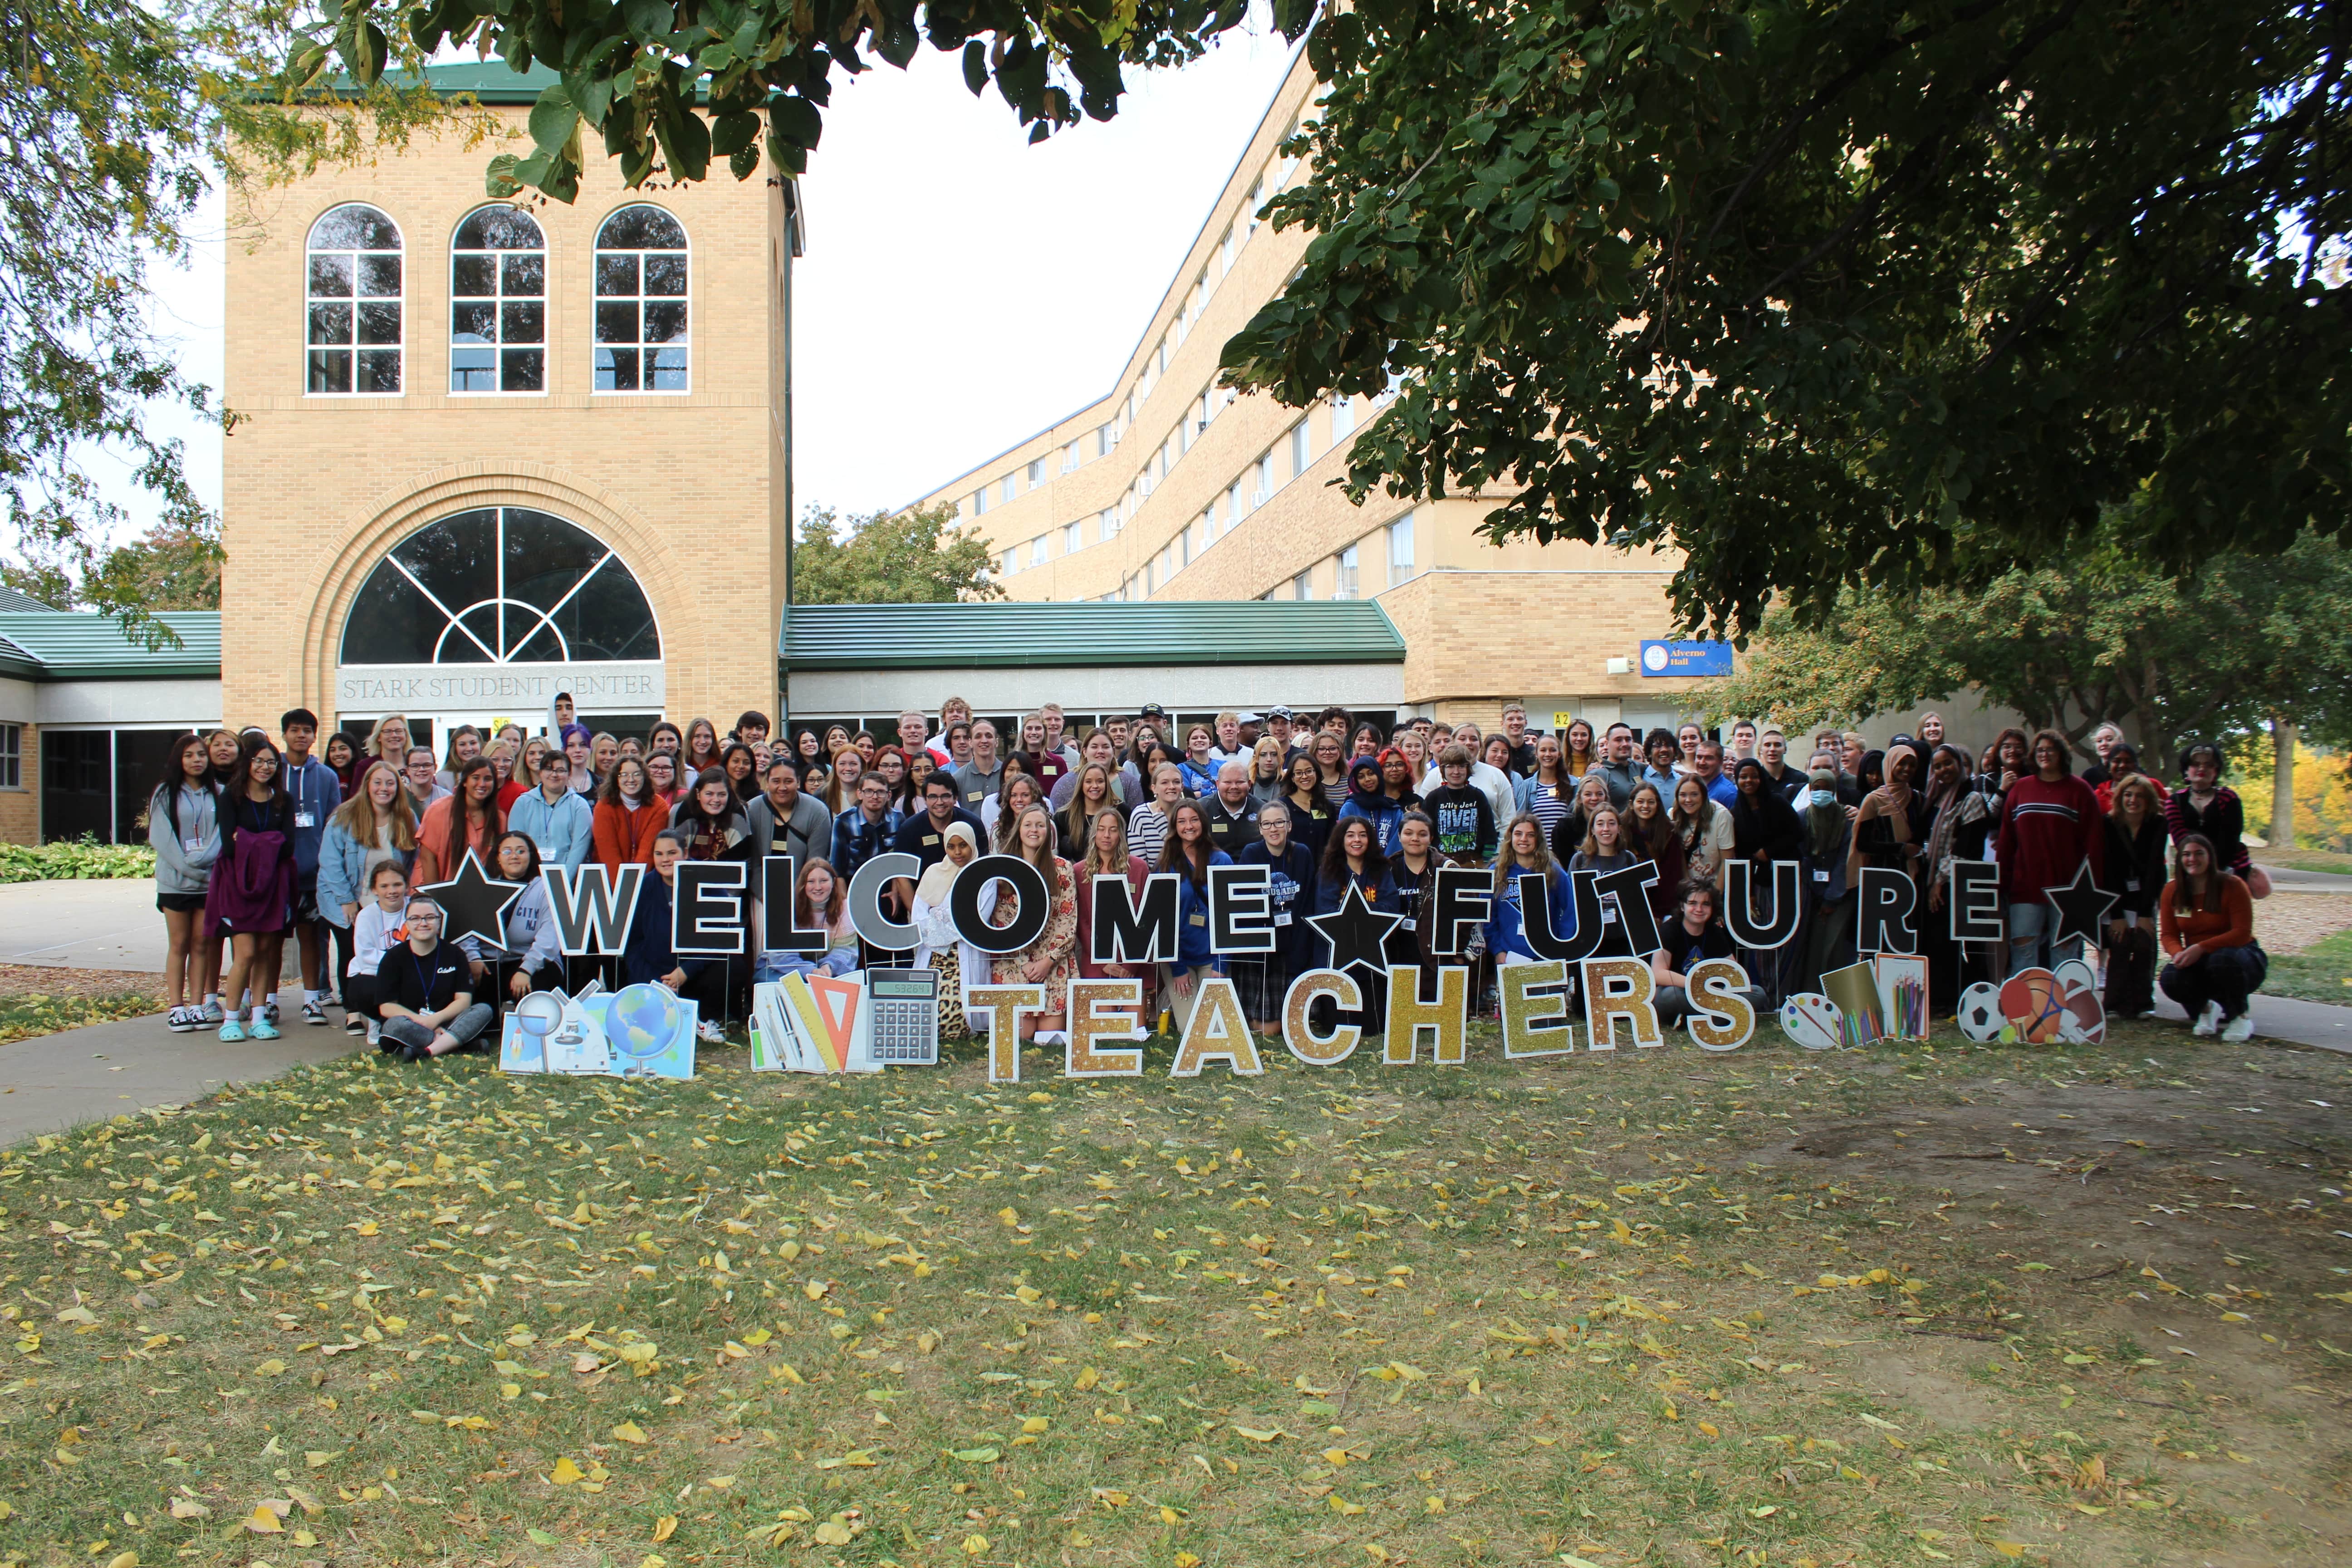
2272,715,2298,851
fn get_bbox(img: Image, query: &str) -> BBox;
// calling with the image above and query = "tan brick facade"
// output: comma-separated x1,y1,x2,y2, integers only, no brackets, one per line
220,111,793,735
916,55,1723,720
0,724,34,842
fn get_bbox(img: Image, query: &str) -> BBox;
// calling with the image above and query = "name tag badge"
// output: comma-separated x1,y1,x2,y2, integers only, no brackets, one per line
1601,903,1619,921
1189,913,1206,926
1813,868,1830,882
1274,911,1292,926
2126,878,2141,892
922,834,940,847
294,811,316,829
183,838,204,855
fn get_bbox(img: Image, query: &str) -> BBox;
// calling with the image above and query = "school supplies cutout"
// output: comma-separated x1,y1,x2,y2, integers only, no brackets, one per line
1871,951,1930,1041
498,979,696,1079
1821,960,1886,1047
1778,992,1843,1052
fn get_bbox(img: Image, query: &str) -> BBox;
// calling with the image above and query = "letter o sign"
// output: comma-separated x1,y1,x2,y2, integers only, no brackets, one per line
950,853,1052,955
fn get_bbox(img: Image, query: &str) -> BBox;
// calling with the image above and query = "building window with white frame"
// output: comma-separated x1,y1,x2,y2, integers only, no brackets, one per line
1387,512,1417,586
1330,392,1353,439
1029,536,1048,568
0,722,20,789
1334,544,1359,600
1063,521,1081,554
1292,569,1312,601
974,488,989,516
1253,454,1273,507
1225,480,1243,532
594,204,689,391
1027,458,1045,488
1002,548,1018,576
1289,421,1312,479
1098,507,1117,541
1061,440,1079,474
1096,424,1115,457
305,203,403,395
1000,475,1015,505
450,206,546,393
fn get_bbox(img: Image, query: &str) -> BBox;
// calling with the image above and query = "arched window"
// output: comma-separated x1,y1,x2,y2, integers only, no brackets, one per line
306,204,402,394
450,206,546,393
594,205,689,392
340,509,661,666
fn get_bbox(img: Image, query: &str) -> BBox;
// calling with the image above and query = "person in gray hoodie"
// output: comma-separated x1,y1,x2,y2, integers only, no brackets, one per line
148,732,222,1032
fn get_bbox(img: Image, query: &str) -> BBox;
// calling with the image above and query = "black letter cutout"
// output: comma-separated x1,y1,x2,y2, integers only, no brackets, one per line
952,854,1052,955
674,862,749,956
1856,865,1918,955
1520,868,1607,963
760,855,830,953
1948,859,2002,942
1429,864,1494,958
1722,859,1803,950
1088,872,1181,965
542,863,643,957
1595,861,1664,956
1207,863,1275,955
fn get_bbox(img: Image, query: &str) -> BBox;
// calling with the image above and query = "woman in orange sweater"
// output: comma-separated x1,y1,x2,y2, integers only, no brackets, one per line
414,757,505,884
2157,833,2265,1043
591,755,667,874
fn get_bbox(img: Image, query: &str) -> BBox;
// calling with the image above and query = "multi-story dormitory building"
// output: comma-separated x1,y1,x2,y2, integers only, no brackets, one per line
911,49,1729,733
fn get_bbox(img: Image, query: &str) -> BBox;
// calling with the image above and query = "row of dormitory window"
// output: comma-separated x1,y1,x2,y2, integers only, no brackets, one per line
1003,500,1417,608
299,201,692,397
992,390,1395,593
965,115,1323,520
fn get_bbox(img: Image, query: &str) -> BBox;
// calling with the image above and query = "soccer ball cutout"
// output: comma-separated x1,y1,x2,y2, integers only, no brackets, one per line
1955,982,2004,1043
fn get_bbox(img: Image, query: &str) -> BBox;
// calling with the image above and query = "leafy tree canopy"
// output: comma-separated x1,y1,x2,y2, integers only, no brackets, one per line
0,523,225,614
1216,0,2352,636
307,0,1317,199
792,502,1004,604
1687,529,2352,764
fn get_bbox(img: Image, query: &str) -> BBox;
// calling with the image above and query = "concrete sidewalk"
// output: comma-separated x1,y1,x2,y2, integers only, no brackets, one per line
0,1010,359,1144
0,878,171,972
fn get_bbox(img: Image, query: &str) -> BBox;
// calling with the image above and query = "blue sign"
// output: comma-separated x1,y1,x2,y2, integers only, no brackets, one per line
1638,640,1733,678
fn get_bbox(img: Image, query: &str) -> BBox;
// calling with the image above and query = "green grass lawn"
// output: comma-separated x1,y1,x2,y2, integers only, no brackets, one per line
0,990,158,1050
2259,927,2352,1002
2255,848,2352,877
3,1021,2349,1568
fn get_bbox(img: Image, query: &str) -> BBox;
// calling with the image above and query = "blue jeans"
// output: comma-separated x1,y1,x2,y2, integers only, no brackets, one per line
2159,945,2267,1024
2005,902,2084,976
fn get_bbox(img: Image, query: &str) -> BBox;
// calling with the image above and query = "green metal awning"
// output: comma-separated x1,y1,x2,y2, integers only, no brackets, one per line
0,612,221,680
780,601,1406,671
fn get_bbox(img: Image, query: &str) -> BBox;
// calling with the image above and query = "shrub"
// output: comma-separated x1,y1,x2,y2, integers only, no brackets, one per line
0,837,157,883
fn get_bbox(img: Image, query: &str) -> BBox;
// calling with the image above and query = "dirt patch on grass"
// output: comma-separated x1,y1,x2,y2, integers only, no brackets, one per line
0,963,163,1005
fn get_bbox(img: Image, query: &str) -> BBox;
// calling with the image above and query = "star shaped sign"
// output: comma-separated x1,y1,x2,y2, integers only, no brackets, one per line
419,849,526,952
2041,858,2119,950
1305,879,1404,977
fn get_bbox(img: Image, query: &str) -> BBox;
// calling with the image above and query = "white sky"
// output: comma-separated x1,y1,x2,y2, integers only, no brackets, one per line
55,19,1300,559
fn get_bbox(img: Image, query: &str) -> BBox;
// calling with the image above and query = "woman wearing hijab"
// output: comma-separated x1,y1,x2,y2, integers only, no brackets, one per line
1728,756,1804,1003
1798,760,1855,994
1337,756,1406,855
909,820,987,1038
1848,742,1927,887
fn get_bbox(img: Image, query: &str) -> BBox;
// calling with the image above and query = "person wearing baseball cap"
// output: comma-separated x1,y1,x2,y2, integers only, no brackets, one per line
1264,706,1299,755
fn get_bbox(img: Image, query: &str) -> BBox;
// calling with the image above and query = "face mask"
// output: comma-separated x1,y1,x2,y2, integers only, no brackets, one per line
1809,789,1836,808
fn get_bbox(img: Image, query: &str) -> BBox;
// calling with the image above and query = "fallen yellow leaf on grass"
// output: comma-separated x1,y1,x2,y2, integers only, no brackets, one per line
1015,1285,1042,1303
254,1358,286,1377
998,1207,1020,1226
652,1515,677,1543
813,1520,852,1545
612,1421,648,1445
246,1503,286,1534
1176,1553,1202,1568
1074,1365,1100,1391
1697,1421,1721,1438
169,1498,209,1519
1021,1416,1049,1434
550,1456,584,1486
1332,1497,1366,1515
704,1475,737,1489
1234,1426,1288,1442
962,1535,990,1555
104,1553,139,1568
1990,1544,2028,1560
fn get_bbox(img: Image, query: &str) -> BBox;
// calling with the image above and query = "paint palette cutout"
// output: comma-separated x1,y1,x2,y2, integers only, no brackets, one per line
1778,992,1843,1052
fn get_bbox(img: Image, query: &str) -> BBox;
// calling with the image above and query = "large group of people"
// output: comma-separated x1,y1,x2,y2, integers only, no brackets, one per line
146,698,2274,1056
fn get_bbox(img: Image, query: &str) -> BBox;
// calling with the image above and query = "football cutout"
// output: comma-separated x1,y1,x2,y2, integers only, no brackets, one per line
1955,982,2004,1043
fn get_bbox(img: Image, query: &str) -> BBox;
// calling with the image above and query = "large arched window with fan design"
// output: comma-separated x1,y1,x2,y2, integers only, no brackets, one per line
339,509,661,666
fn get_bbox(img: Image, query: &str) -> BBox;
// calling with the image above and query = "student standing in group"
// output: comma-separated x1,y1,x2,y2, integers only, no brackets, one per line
2103,775,2169,1018
1280,751,1335,864
1671,774,1734,888
415,757,505,884
150,733,223,1032
499,738,543,815
1797,763,1856,994
401,746,447,813
747,755,833,865
317,760,418,1032
1487,814,1574,973
1014,713,1072,797
1203,762,1263,855
910,821,985,1034
681,718,723,779
2167,742,2273,898
1515,735,1576,837
759,858,862,984
955,720,1006,813
1596,724,1642,809
1235,802,1317,1034
276,709,342,1024
985,772,1049,851
1424,745,1499,865
1494,703,1538,775
1562,720,1597,780
435,725,483,792
1640,730,1681,796
717,741,759,804
622,831,732,1043
591,755,666,873
820,746,866,815
1310,731,1350,809
506,748,593,871
1075,808,1151,986
1314,816,1399,1034
643,751,686,811
339,862,411,1046
1756,728,1801,801
671,769,750,864
831,771,902,884
1727,758,1805,1002
1622,780,1686,925
1057,764,1120,859
1128,763,1186,867
890,775,988,921
2159,833,2265,1041
559,725,598,794
1551,773,1613,865
211,738,296,1041
323,732,360,798
1338,757,1403,855
1152,801,1229,1031
1386,810,1439,971
1247,738,1287,806
988,805,1079,1045
1995,730,2104,974
1050,731,1124,810
460,833,565,1006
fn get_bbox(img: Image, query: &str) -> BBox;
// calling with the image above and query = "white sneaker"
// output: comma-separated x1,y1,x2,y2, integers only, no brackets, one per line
2220,1013,2255,1043
2192,1002,2222,1038
696,1020,727,1044
200,1000,224,1024
166,1007,200,1034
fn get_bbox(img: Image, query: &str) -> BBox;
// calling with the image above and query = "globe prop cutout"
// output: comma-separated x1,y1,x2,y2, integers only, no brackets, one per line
498,980,696,1079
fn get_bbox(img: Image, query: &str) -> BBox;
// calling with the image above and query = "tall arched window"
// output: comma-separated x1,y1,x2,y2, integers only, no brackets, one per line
594,205,689,392
340,509,662,666
450,206,546,393
306,204,403,394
